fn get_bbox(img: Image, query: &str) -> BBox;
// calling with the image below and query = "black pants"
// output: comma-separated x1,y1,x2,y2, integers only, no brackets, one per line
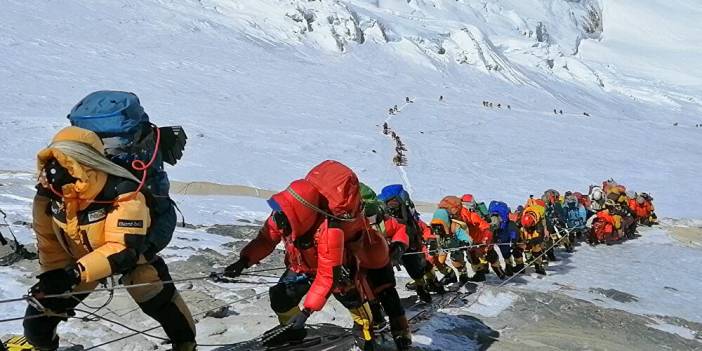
269,269,366,314
400,250,430,281
365,264,404,319
270,266,405,319
24,257,195,349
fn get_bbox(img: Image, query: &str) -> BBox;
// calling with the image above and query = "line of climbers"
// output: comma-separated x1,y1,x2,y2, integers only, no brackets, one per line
10,91,658,351
382,122,407,167
218,178,658,350
481,101,510,109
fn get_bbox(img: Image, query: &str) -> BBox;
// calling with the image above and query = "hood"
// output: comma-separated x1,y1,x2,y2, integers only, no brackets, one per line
488,201,510,230
359,182,384,219
430,208,451,235
37,127,108,200
438,196,462,217
378,184,405,202
269,179,322,239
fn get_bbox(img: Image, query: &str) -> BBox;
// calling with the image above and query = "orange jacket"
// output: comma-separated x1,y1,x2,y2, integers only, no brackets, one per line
628,199,650,219
459,207,492,244
596,210,622,230
383,216,410,248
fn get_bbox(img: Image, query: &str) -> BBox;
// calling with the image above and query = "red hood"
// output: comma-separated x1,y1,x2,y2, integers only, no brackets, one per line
270,179,322,240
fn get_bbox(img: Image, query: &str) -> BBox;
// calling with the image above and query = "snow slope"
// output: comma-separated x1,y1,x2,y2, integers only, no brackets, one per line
0,0,701,217
1,1,702,348
1,178,700,349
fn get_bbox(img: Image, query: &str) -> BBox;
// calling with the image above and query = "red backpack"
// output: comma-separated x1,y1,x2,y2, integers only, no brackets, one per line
305,160,362,220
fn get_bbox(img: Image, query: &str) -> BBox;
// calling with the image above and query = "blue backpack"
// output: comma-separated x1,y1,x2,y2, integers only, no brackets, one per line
67,91,186,256
379,184,423,249
564,203,587,228
488,201,518,242
68,91,148,136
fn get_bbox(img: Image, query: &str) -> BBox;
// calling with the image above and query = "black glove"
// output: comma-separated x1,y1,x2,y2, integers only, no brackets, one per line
389,242,405,268
426,239,438,252
31,266,80,297
223,257,249,278
287,308,311,330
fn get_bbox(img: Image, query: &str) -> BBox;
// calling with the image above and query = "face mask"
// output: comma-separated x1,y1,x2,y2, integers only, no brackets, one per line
386,203,401,218
431,224,446,237
490,215,501,231
44,159,77,189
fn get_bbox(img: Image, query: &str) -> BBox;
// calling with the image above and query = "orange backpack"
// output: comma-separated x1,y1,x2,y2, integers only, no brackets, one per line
438,196,463,217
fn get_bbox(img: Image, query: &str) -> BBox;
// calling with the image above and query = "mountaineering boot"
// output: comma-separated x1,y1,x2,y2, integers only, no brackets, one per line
546,250,558,262
390,316,412,351
404,280,417,291
266,306,308,346
492,265,506,280
416,285,432,304
172,341,197,351
469,270,486,282
534,264,547,275
262,325,307,346
458,272,470,285
504,263,514,276
369,301,388,333
426,276,446,294
438,271,457,286
514,263,526,274
349,303,376,351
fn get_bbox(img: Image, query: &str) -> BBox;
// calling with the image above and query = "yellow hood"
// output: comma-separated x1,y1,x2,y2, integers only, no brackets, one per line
37,127,108,237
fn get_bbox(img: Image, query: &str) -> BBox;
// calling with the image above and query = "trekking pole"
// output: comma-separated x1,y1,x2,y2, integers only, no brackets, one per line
0,208,21,244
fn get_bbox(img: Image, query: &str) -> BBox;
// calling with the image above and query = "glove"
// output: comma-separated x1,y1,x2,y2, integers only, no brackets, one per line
288,308,311,330
389,242,405,268
31,266,80,298
426,239,438,252
223,257,249,278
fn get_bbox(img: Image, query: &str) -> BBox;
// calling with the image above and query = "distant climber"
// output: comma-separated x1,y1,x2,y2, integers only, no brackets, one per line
439,95,443,102
559,110,563,115
507,105,511,110
497,104,501,108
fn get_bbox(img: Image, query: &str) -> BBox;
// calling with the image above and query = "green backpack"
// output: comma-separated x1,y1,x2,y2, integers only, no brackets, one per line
360,183,385,226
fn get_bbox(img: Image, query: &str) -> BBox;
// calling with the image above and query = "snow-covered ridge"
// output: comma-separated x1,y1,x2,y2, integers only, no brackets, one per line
180,0,604,85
